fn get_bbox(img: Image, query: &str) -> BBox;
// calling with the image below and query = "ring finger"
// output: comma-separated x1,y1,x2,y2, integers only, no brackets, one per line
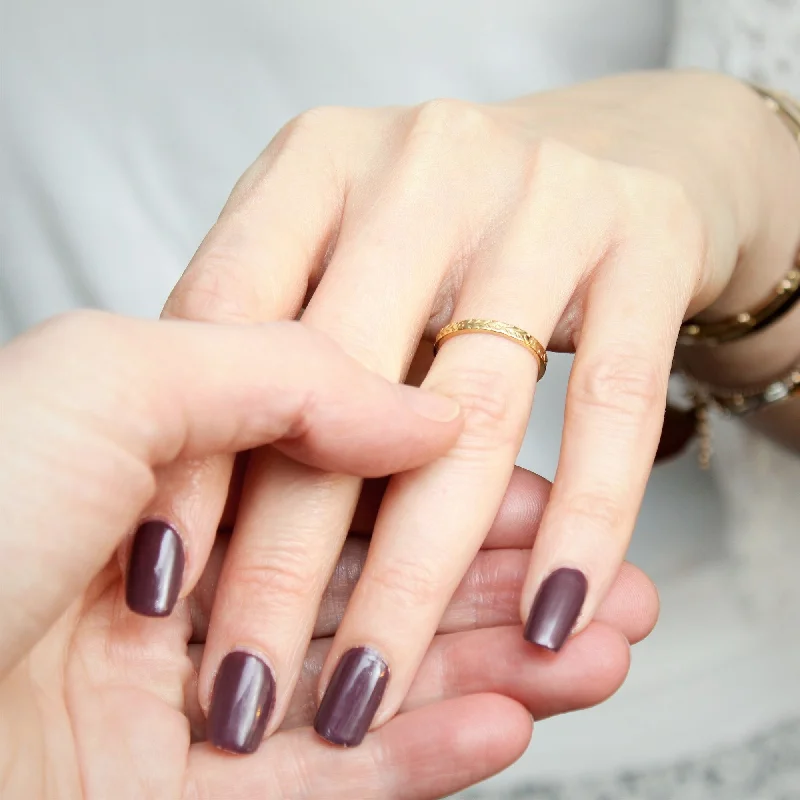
313,144,615,745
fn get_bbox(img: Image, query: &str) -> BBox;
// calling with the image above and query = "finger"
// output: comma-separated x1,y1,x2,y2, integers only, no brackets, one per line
315,142,609,744
189,466,552,646
185,694,532,800
187,617,635,736
128,449,248,616
195,108,480,753
164,110,346,325
521,212,697,650
145,116,346,624
350,466,551,546
119,319,460,620
293,623,630,731
190,530,657,646
0,313,459,672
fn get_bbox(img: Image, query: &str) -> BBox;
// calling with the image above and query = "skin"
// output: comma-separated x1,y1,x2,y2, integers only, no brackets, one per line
0,311,658,800
153,70,800,742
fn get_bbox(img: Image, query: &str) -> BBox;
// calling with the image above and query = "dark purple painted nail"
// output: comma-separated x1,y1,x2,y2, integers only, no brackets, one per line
207,651,276,755
125,520,185,617
314,647,389,747
524,568,588,652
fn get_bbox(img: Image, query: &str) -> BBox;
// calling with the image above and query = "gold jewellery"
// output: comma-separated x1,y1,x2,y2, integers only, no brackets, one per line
679,85,800,347
676,83,800,467
678,253,800,346
678,253,800,345
434,319,548,381
686,361,800,469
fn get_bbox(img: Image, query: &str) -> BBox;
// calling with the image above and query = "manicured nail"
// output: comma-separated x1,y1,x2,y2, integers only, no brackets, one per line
524,568,588,652
125,520,185,617
398,385,460,422
207,651,276,755
314,647,389,747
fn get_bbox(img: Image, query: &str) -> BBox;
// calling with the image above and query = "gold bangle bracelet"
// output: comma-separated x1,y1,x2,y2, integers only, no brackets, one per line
677,256,800,346
678,84,800,347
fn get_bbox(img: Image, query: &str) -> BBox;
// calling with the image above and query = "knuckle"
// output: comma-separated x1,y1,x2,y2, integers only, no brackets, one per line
165,248,263,323
227,547,321,605
287,105,345,140
407,98,496,158
433,366,523,450
555,491,625,541
364,556,443,610
526,138,604,192
571,351,664,419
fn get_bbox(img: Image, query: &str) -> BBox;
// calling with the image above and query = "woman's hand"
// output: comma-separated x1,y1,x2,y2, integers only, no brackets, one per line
157,69,800,750
0,311,658,799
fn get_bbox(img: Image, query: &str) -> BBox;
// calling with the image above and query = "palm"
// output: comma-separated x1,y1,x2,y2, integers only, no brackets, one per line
3,517,655,800
12,560,191,798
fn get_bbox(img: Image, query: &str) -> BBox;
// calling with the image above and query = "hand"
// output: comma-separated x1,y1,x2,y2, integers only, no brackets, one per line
0,311,657,799
183,474,657,799
157,70,797,751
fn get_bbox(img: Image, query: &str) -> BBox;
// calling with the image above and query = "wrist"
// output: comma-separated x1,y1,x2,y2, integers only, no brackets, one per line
693,78,800,321
679,79,800,387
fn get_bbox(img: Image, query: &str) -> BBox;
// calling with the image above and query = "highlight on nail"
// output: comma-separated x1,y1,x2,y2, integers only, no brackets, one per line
314,646,390,747
207,650,276,755
125,520,185,617
523,567,588,652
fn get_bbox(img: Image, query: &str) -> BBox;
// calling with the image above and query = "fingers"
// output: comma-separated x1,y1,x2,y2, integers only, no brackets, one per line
0,313,459,673
188,465,552,647
194,109,486,753
350,466,552,546
521,197,700,649
164,110,344,325
312,143,611,744
146,115,347,630
311,337,537,744
190,534,658,646
297,571,655,729
185,694,531,800
187,616,637,737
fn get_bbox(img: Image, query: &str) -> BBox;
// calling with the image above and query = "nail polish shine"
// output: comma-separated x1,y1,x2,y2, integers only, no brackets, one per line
524,568,588,651
314,647,389,747
125,520,185,617
207,651,276,755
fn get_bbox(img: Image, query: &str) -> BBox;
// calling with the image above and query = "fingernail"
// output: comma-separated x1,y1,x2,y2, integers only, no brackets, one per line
207,651,276,755
398,385,460,422
125,520,185,617
314,647,389,747
523,568,588,652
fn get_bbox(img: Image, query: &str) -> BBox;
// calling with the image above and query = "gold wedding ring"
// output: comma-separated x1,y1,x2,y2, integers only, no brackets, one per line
434,319,548,380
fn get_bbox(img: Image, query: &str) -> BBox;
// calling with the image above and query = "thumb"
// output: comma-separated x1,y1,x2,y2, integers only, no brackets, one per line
0,311,460,675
